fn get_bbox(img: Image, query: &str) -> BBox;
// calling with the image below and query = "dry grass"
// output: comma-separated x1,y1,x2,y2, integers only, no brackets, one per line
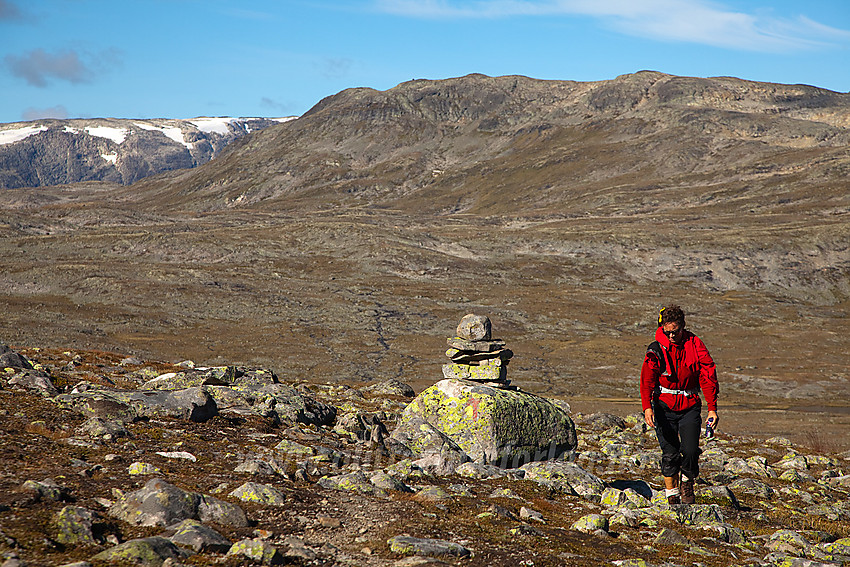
802,430,840,455
23,421,72,441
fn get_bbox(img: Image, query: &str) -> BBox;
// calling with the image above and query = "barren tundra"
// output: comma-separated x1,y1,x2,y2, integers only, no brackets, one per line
1,71,849,446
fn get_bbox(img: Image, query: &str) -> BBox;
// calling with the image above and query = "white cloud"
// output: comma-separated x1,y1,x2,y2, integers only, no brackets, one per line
373,0,850,52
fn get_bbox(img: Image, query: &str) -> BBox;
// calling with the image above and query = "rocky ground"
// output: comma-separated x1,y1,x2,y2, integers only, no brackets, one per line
0,345,848,567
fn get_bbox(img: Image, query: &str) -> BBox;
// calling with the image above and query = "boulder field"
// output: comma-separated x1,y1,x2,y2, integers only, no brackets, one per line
0,344,848,567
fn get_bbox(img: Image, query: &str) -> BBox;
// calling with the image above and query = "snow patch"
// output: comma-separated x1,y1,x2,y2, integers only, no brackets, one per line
64,126,80,134
133,122,192,148
101,152,118,164
160,126,192,148
273,116,297,123
133,122,160,131
85,126,128,144
0,125,48,146
188,117,236,135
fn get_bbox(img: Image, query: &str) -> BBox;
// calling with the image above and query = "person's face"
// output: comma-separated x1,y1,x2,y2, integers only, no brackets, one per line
662,322,685,345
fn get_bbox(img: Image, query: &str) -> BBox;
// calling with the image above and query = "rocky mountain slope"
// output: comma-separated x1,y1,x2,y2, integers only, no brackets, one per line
124,71,850,215
0,344,848,567
0,116,294,189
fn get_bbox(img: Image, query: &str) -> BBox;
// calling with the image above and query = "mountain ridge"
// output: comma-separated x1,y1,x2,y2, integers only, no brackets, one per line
118,72,850,216
0,116,294,189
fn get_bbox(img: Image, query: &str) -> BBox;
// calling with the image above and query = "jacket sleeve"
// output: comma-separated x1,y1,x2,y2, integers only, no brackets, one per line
694,336,719,411
640,352,661,411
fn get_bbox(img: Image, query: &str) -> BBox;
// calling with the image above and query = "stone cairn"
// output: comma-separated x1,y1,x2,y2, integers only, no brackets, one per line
442,314,514,389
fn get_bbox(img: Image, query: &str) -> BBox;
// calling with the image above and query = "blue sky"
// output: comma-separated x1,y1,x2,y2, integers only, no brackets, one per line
1,0,849,123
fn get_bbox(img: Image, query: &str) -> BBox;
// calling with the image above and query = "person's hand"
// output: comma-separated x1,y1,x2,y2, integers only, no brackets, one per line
644,408,655,428
707,410,719,429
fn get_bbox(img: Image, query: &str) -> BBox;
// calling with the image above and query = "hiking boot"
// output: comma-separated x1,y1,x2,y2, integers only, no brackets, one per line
680,479,695,505
667,494,680,506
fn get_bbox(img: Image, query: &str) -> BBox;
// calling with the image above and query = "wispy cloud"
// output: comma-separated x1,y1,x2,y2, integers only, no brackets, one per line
260,97,294,114
373,0,850,52
4,47,122,87
22,105,69,121
0,0,23,21
318,57,354,79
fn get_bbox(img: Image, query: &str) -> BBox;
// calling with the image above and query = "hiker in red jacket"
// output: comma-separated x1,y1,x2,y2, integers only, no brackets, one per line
640,305,719,505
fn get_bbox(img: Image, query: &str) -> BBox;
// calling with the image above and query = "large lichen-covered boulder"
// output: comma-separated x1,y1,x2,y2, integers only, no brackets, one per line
390,379,577,466
90,536,188,566
206,383,336,426
54,386,218,423
109,478,247,527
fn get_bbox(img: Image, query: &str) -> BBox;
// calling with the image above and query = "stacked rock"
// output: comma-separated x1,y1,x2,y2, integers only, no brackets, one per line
442,314,514,389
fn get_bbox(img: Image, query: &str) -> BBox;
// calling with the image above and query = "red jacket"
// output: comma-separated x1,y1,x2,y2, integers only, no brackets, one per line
640,327,718,412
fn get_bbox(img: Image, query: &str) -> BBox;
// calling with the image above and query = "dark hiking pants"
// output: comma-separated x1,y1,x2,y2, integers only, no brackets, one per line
653,400,702,479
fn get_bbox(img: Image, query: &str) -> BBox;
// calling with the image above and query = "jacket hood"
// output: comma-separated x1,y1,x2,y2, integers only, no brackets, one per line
654,326,692,348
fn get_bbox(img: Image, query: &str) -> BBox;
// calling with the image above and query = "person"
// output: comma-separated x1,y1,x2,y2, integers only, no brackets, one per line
640,305,719,505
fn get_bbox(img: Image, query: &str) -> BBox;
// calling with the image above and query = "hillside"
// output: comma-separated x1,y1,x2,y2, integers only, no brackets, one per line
125,72,850,216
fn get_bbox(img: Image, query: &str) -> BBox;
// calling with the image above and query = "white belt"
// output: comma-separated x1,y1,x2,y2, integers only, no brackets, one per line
657,386,700,397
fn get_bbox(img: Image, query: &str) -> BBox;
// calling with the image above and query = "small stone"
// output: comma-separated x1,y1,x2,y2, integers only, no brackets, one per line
93,498,113,508
128,462,161,475
456,314,492,341
228,482,287,506
317,515,341,528
445,348,513,367
235,459,277,475
776,454,809,470
360,379,416,398
441,362,506,383
387,535,470,558
413,486,453,502
446,337,505,353
284,537,317,560
155,451,196,462
489,488,523,500
21,478,65,501
519,506,546,523
654,527,692,546
227,538,283,565
571,514,609,534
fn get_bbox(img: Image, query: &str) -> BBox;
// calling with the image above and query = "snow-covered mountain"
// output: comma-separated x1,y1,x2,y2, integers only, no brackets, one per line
0,116,296,189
